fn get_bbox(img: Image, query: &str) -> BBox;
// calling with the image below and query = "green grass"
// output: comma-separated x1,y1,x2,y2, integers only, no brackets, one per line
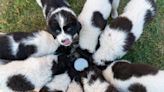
0,0,164,69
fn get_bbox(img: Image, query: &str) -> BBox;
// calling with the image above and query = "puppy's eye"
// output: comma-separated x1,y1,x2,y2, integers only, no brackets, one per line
67,27,72,32
56,30,60,33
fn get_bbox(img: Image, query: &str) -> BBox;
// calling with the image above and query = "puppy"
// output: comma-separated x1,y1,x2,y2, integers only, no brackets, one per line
39,54,73,92
36,0,81,46
40,48,118,92
0,31,60,62
67,66,118,92
78,0,120,53
0,55,60,92
93,0,156,65
102,60,164,92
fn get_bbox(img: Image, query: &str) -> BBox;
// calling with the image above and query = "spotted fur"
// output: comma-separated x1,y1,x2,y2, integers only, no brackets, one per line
0,31,59,62
103,60,164,92
93,0,156,65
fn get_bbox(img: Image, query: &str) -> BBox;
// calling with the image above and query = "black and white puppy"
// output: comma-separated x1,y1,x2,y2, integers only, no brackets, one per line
103,60,164,92
67,66,118,92
78,0,120,53
40,48,118,92
36,0,81,46
0,55,60,92
93,0,156,65
0,31,60,62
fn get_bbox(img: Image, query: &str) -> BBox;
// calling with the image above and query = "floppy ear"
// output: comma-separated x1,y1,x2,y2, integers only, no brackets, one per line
47,29,56,39
76,21,82,34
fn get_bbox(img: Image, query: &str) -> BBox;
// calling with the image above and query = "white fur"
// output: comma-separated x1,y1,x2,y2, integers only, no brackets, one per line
121,0,155,40
43,5,48,18
82,71,110,92
9,36,19,56
78,0,120,53
0,55,58,92
27,31,60,57
50,7,76,18
44,72,71,92
103,61,164,92
93,0,156,65
93,26,127,65
36,0,77,46
0,31,60,60
36,0,43,7
67,80,83,92
56,14,73,46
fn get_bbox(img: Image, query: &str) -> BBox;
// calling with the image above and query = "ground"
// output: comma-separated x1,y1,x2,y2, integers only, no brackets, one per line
0,0,164,69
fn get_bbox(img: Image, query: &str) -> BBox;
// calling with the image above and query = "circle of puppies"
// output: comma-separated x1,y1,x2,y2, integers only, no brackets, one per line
0,0,161,92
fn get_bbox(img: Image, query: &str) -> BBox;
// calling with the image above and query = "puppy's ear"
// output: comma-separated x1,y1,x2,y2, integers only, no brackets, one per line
47,26,57,39
76,21,82,34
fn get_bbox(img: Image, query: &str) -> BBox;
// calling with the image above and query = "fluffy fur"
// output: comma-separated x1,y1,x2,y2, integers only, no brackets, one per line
78,0,120,53
44,64,118,92
66,49,118,92
36,0,81,46
102,60,164,92
93,0,156,65
0,55,59,92
0,31,60,62
40,48,118,92
80,66,118,92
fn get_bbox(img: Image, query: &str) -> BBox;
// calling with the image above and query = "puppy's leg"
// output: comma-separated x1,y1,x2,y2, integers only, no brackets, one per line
111,0,120,19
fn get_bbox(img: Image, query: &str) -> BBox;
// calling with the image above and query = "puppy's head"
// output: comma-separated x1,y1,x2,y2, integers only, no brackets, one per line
47,8,81,46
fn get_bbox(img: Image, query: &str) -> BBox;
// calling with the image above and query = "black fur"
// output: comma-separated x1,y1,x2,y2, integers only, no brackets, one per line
109,0,113,4
144,0,156,25
0,36,15,60
41,0,70,17
51,54,80,81
128,83,147,92
147,0,156,12
144,10,155,25
86,66,106,85
41,48,114,92
55,45,72,55
39,86,49,92
78,65,118,92
39,86,63,92
92,11,107,30
106,85,118,92
0,32,37,60
95,35,101,50
16,44,36,60
123,33,135,51
7,74,34,91
110,17,133,32
7,31,35,42
51,57,67,76
76,47,93,62
112,62,158,80
48,10,81,39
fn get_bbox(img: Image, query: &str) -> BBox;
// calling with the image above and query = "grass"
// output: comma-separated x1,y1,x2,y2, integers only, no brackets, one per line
0,0,164,69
